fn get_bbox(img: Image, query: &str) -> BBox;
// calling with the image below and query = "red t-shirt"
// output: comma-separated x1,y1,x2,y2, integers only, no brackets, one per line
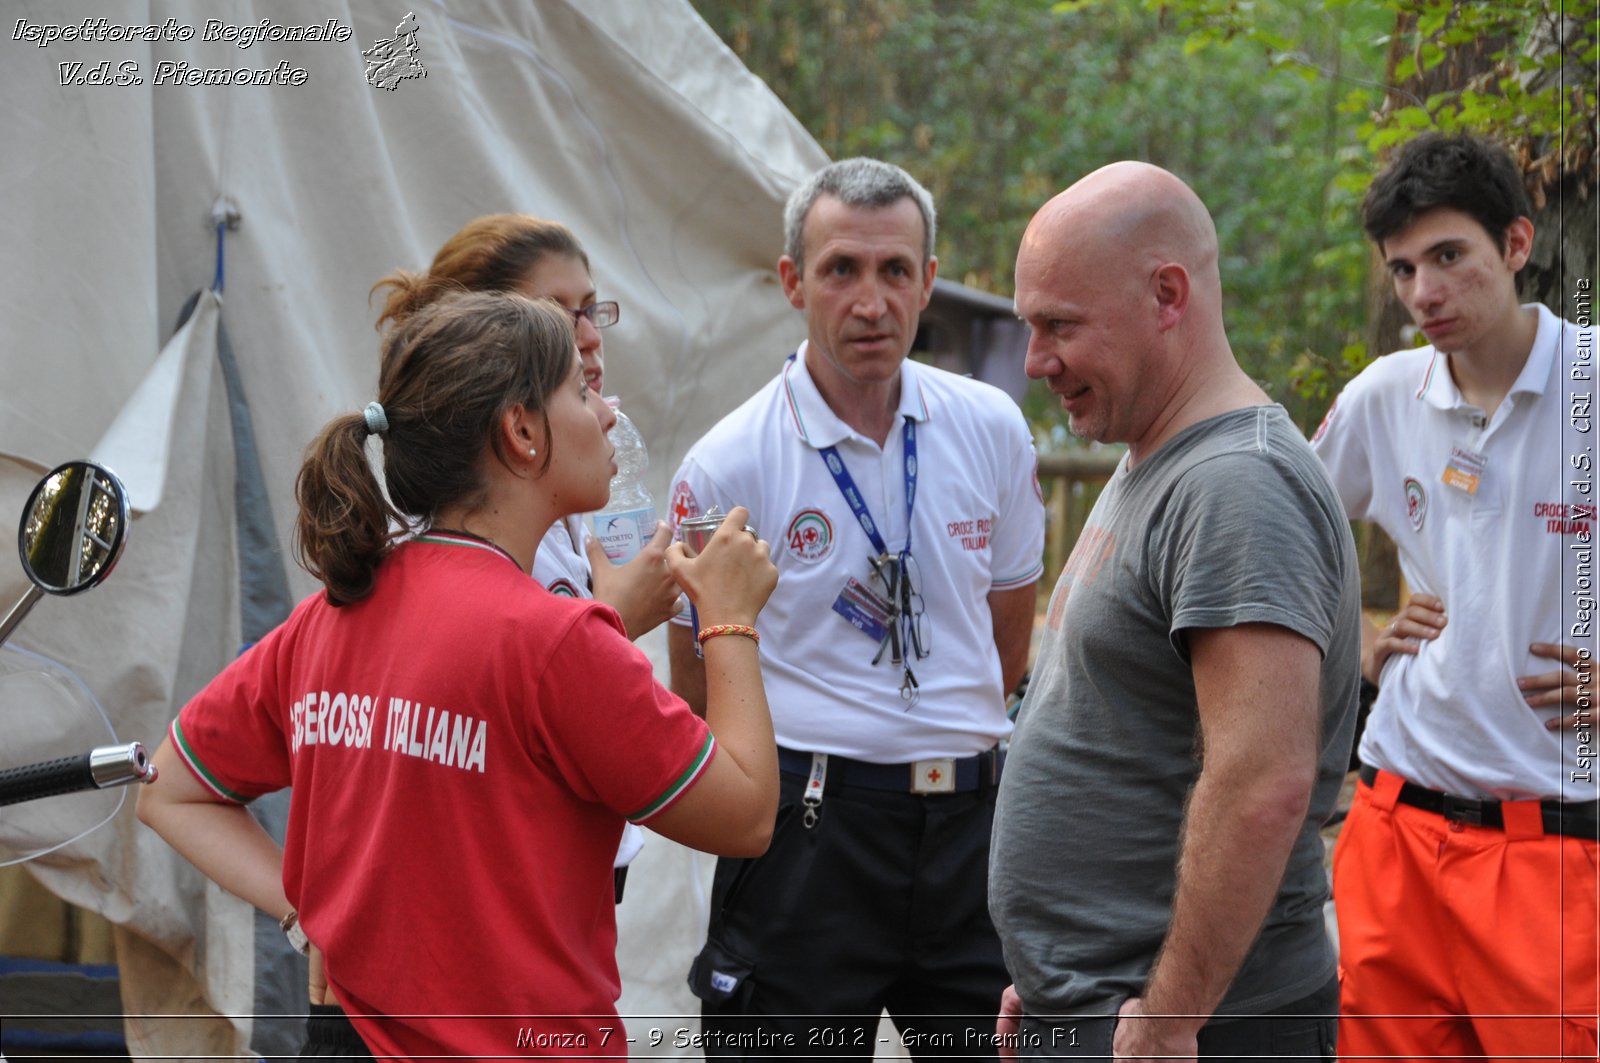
171,532,714,1058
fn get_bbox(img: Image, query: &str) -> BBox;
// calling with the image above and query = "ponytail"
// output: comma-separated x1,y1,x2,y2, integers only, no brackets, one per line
371,270,464,333
295,291,574,606
294,414,403,606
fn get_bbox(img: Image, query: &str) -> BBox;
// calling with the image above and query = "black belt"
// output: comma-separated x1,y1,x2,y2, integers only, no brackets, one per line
1359,764,1599,840
778,746,1003,795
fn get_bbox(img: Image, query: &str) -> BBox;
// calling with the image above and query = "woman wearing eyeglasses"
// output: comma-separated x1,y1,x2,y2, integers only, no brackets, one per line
373,214,680,639
372,216,678,905
139,291,779,1059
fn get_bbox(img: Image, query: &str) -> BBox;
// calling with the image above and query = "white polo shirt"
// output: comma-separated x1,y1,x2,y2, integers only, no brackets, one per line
1313,303,1597,801
669,345,1045,762
531,517,591,599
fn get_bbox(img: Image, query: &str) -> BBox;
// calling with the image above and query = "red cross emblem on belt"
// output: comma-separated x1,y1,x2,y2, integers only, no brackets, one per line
911,757,956,794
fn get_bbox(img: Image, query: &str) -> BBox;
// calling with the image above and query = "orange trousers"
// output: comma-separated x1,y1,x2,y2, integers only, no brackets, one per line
1333,769,1598,1061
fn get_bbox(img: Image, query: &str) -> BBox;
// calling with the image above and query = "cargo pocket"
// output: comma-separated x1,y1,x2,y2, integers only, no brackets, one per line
687,936,756,1008
709,799,798,924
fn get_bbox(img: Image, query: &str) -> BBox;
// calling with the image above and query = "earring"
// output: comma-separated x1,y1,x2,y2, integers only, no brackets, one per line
528,448,537,457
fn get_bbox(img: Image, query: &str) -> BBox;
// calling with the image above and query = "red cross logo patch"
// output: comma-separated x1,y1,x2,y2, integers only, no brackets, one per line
670,480,700,532
911,757,956,794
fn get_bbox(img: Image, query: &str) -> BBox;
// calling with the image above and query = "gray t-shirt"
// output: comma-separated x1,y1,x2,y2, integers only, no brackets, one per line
989,405,1360,1018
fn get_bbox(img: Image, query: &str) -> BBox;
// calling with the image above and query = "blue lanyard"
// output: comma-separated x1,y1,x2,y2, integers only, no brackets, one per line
818,417,917,557
819,418,926,704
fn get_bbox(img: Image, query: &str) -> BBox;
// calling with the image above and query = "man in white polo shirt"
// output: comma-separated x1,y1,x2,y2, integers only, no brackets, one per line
1312,132,1597,1059
669,157,1044,1056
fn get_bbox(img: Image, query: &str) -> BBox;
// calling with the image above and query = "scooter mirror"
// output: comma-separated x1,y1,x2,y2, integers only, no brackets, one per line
18,461,129,595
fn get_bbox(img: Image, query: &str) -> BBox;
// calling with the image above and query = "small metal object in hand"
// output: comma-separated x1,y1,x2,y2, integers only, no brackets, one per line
678,507,759,661
678,507,757,557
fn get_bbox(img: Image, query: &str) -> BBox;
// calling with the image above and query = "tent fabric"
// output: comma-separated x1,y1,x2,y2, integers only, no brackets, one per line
1,0,830,1055
192,286,297,648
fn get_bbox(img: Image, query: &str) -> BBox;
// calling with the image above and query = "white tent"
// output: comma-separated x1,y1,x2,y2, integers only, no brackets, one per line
0,0,830,1056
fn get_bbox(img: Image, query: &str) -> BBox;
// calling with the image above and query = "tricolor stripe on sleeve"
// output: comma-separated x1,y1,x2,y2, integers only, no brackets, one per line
992,560,1046,591
169,718,251,804
626,733,716,823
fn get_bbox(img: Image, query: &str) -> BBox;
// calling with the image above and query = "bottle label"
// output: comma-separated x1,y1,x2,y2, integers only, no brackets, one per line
589,505,657,564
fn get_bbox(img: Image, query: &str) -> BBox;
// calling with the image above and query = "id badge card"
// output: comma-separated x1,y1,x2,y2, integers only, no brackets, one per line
1440,445,1487,495
831,576,893,643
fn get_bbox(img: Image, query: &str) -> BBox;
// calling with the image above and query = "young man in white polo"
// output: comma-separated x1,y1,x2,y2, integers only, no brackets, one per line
1312,132,1597,1059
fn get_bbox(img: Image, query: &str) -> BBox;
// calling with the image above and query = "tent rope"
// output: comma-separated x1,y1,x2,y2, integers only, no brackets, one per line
209,197,240,293
212,220,225,292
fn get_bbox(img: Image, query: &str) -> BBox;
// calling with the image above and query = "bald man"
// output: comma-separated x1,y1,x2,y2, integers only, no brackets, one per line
988,163,1361,1060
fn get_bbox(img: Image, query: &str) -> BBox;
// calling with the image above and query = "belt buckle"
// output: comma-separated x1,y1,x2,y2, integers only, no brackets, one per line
1439,794,1485,826
911,758,956,795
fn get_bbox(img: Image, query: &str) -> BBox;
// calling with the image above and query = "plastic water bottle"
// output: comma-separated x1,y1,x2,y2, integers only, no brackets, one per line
589,398,657,563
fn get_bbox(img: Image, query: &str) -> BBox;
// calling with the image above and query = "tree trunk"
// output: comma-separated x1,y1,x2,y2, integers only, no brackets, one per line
1520,11,1599,315
1523,172,1598,317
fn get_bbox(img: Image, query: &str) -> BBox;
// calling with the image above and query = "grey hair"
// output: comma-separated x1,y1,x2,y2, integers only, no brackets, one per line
782,157,937,272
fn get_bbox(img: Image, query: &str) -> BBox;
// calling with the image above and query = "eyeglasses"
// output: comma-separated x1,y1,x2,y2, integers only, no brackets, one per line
868,550,930,706
560,301,619,330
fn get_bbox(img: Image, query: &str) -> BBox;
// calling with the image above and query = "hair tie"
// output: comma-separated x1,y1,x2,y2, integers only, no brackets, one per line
363,401,389,436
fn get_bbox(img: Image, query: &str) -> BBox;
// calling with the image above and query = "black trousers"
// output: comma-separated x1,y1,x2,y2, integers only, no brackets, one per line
691,767,1009,1060
300,1004,376,1060
1017,977,1339,1060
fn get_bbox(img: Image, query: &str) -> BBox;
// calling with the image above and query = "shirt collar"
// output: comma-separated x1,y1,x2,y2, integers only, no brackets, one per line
780,340,930,448
412,529,521,568
1417,303,1559,411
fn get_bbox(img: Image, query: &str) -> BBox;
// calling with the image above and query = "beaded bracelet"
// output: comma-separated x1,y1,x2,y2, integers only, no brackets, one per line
697,623,760,647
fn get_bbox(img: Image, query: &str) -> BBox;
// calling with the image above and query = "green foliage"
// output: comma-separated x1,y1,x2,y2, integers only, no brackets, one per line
1145,0,1597,398
1137,0,1597,190
692,0,1389,436
1396,0,1595,141
689,0,1596,439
